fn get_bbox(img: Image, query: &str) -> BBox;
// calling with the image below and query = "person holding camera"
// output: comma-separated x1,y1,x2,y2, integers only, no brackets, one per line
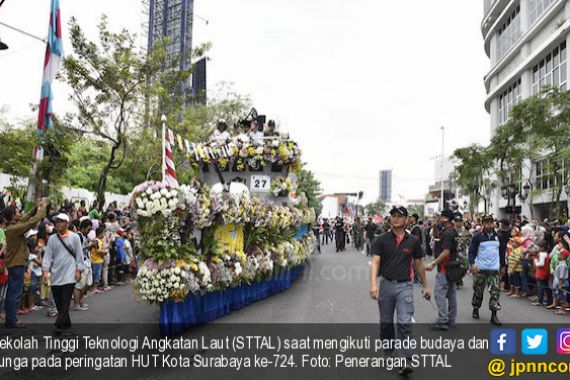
42,213,84,333
425,209,459,330
3,198,47,328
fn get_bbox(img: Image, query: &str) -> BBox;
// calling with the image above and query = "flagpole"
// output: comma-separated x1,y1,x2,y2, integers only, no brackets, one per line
161,114,167,183
25,0,62,209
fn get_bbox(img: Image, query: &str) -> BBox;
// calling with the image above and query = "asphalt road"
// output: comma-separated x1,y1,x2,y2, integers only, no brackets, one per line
18,241,569,325
8,242,570,380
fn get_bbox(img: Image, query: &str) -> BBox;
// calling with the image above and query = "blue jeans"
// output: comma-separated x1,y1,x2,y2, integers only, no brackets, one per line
366,238,374,256
510,272,521,289
92,263,103,285
537,279,553,305
377,277,414,359
5,266,25,326
521,259,529,293
0,284,7,312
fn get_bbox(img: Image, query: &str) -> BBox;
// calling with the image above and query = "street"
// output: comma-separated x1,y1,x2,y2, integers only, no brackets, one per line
6,241,568,380
19,242,566,325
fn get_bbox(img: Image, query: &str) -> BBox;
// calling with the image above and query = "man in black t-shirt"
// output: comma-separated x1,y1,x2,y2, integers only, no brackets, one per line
425,209,458,330
322,219,330,245
369,206,431,377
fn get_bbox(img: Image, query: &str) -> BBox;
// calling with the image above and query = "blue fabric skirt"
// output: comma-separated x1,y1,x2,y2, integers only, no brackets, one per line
159,264,305,335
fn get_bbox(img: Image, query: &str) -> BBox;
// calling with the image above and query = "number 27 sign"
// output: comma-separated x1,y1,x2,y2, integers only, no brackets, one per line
250,175,271,192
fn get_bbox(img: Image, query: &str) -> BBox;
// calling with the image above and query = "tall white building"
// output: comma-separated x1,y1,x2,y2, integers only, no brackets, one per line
483,0,570,219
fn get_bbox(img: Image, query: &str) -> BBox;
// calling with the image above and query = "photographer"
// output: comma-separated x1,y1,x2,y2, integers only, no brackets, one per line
4,198,47,328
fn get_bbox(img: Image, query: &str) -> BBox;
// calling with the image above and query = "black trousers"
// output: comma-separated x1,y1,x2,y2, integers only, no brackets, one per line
52,283,75,330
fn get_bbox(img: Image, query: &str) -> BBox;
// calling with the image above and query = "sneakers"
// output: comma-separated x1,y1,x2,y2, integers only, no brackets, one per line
73,305,88,311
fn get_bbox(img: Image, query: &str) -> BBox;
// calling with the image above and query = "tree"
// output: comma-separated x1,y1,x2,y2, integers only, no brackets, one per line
507,87,570,218
365,199,387,217
294,165,323,216
406,204,424,219
452,144,494,215
0,112,76,202
60,16,205,209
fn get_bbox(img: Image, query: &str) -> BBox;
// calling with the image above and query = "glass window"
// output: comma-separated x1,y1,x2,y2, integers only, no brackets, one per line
496,6,521,60
530,0,554,25
497,78,522,125
532,41,568,94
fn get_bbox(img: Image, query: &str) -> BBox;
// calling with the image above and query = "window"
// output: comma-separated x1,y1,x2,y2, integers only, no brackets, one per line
532,41,567,94
535,158,567,190
498,78,522,125
496,5,522,60
530,0,555,25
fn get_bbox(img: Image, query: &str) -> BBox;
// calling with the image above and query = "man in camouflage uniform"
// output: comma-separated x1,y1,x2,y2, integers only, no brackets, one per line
468,215,506,326
352,217,365,252
453,212,471,288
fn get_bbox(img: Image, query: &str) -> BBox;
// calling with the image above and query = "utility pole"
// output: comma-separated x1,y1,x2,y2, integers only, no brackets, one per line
440,126,445,212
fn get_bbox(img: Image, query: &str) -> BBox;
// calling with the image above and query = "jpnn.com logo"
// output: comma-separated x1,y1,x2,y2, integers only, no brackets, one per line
521,329,548,355
491,329,516,355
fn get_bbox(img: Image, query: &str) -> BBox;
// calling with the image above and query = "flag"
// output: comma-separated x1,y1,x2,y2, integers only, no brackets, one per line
168,129,175,146
177,134,184,151
37,0,63,132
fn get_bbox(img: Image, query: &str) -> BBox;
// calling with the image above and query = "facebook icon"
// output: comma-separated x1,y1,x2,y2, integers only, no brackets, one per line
491,329,517,355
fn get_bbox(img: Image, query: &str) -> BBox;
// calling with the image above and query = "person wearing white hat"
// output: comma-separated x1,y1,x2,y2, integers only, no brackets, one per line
42,212,84,334
24,229,38,240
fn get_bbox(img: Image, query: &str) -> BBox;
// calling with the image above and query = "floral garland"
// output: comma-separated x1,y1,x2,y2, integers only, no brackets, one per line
186,136,301,170
132,180,317,304
134,233,317,304
270,176,297,197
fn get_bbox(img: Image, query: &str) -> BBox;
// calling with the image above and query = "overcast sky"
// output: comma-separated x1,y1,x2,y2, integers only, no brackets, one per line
0,0,490,204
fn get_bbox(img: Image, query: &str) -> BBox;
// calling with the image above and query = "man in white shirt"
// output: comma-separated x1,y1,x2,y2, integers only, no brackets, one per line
211,120,231,145
42,213,84,333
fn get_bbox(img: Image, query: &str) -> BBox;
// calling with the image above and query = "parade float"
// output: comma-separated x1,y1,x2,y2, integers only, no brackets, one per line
131,127,317,335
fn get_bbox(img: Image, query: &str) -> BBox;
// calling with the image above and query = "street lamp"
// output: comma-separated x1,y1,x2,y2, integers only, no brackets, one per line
519,182,531,202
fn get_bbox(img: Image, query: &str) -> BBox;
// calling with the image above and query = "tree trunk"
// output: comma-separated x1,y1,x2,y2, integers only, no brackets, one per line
94,142,120,211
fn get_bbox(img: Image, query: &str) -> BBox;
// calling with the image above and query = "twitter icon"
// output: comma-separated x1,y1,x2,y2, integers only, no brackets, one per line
522,329,548,355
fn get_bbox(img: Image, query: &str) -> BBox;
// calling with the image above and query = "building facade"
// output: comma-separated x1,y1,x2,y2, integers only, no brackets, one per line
144,0,206,104
379,170,393,204
483,0,570,219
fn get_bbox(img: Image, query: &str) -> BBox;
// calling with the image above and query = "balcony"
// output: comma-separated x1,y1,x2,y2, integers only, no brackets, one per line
482,0,510,39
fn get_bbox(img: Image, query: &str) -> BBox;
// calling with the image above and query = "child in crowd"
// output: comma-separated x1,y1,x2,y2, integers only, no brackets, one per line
532,240,552,306
90,227,107,293
547,231,565,309
508,236,524,298
553,240,570,316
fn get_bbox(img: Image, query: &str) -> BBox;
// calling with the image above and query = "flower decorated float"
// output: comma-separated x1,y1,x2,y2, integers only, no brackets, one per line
132,134,316,335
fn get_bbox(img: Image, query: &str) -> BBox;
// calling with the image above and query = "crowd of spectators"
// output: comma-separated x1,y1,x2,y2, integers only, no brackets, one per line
0,194,137,329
